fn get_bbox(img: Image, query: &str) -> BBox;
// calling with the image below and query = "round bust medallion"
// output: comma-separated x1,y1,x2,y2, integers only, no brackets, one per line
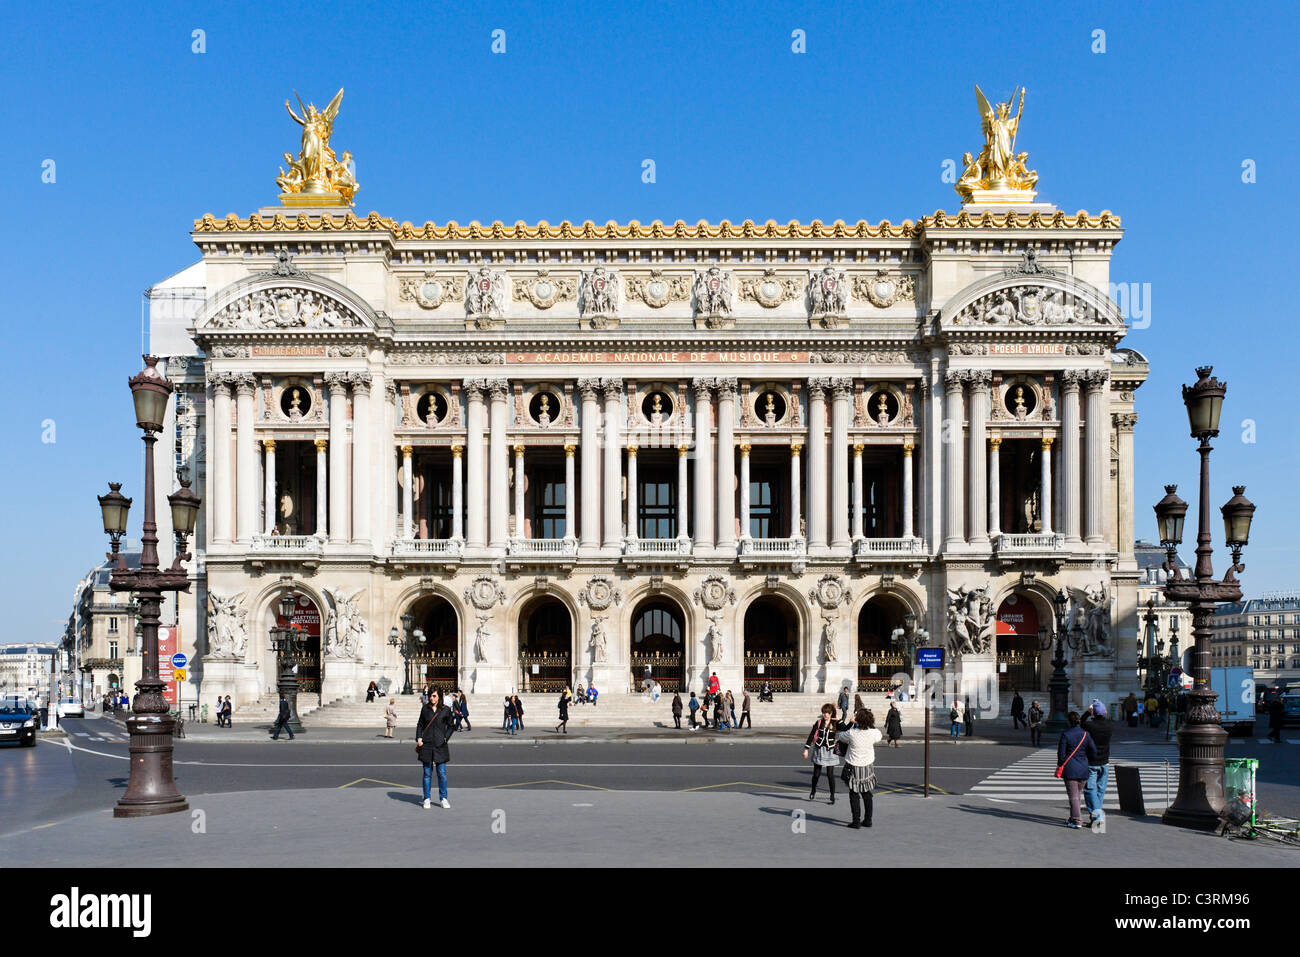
534,279,554,301
420,280,444,303
647,279,667,300
760,279,781,301
872,278,896,302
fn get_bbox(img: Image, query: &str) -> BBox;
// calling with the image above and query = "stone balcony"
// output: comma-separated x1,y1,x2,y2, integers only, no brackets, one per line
505,536,578,570
388,536,463,572
738,536,808,572
248,533,325,569
622,536,692,570
992,532,1067,565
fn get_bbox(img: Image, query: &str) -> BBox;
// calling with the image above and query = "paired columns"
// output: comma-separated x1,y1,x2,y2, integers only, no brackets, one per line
578,379,601,548
235,375,257,542
829,378,852,549
942,371,966,548
1060,372,1082,542
465,381,487,547
715,379,737,549
601,379,623,548
208,374,234,543
488,379,510,548
806,379,828,553
1083,370,1109,544
692,379,714,551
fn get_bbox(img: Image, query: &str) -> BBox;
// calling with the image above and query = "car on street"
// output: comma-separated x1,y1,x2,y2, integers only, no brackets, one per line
0,695,39,747
1283,694,1300,728
56,697,84,719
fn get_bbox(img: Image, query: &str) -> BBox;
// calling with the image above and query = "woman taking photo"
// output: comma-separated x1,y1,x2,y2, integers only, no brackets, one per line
803,703,841,803
556,686,571,734
838,708,883,828
415,688,457,809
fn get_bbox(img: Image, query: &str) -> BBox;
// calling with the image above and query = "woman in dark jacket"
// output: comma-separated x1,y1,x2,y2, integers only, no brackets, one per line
513,695,525,731
1056,710,1097,828
556,688,570,734
671,692,683,729
803,703,842,803
885,702,903,747
416,688,457,809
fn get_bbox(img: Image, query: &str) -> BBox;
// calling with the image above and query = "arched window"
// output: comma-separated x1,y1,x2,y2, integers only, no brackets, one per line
633,602,683,645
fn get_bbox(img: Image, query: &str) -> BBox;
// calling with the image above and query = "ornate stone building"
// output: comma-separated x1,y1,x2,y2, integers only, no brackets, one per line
146,92,1149,713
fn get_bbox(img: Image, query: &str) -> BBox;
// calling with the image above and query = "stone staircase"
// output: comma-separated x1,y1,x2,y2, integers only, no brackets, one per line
306,692,927,730
225,692,322,726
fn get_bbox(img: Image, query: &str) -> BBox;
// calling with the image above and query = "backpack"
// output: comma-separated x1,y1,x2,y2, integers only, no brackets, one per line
950,706,960,723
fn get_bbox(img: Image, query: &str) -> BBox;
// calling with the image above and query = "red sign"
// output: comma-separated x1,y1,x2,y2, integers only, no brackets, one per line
158,626,179,706
996,595,1039,636
277,594,321,636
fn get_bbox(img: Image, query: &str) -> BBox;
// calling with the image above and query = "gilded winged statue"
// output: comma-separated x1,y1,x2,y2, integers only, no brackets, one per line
276,88,359,204
955,85,1038,202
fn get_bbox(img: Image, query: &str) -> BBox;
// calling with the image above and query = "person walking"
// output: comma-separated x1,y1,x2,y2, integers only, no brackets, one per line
513,695,525,731
701,690,713,729
384,697,398,739
1267,694,1285,743
1028,700,1044,747
220,695,233,728
838,708,882,828
1011,689,1025,730
949,699,962,742
1056,710,1097,828
1122,692,1138,728
885,701,902,747
688,691,700,729
556,687,570,734
714,693,728,730
725,690,737,729
837,686,850,723
502,695,512,732
458,691,472,732
1080,700,1112,825
1144,692,1159,728
415,688,457,809
963,695,975,737
803,704,841,804
671,692,683,729
270,692,295,740
738,690,752,729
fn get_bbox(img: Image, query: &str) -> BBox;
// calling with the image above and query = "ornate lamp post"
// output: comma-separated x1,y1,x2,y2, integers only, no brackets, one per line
269,591,308,734
891,612,929,694
1140,598,1168,697
389,612,426,695
1154,366,1255,830
1039,588,1080,732
97,356,199,818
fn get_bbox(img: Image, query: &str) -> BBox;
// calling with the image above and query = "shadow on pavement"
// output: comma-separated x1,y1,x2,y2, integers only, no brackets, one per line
952,801,1074,827
387,790,424,807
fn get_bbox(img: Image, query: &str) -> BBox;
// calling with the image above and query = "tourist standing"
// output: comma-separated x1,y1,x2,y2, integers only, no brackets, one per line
1011,689,1025,729
415,688,456,809
1080,700,1112,825
837,686,850,723
1267,695,1285,743
803,704,841,804
1027,700,1044,746
838,708,882,828
738,690,752,729
1056,711,1097,828
885,701,902,747
949,699,962,742
688,691,700,729
270,692,295,740
714,693,728,730
963,695,975,737
513,695,525,731
384,698,398,739
671,692,682,729
725,690,737,728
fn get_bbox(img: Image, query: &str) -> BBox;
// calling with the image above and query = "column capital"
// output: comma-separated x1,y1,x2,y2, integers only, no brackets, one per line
678,443,689,457
262,438,277,452
401,444,414,457
577,377,602,400
206,370,235,396
852,442,864,455
1082,369,1110,390
807,376,830,400
790,441,803,456
715,377,738,398
691,376,714,399
314,438,328,452
486,378,510,401
324,371,351,394
989,436,1002,450
452,443,464,457
1112,412,1139,431
903,441,914,456
233,373,258,397
565,443,577,457
965,369,993,388
1059,369,1085,390
739,442,752,456
944,370,965,391
513,443,526,456
627,445,638,457
830,376,854,399
348,371,373,394
463,378,487,400
601,377,623,401
1041,436,1055,449
384,380,398,402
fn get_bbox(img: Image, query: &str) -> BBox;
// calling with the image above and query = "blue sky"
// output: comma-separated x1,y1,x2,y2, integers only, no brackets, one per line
2,0,1297,642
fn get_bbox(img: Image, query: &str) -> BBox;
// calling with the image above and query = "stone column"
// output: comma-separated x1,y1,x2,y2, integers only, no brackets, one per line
677,442,690,541
692,378,714,550
350,373,372,544
262,439,277,535
988,437,1001,537
790,442,803,540
902,441,915,540
488,379,510,548
1060,371,1082,543
739,443,752,543
563,443,576,542
715,378,737,550
578,379,601,549
1083,370,1109,544
513,444,526,539
807,377,829,554
829,378,852,550
464,380,486,548
208,374,233,543
1115,413,1138,558
326,373,349,544
451,444,464,540
851,443,864,542
314,438,328,537
626,445,638,540
234,375,257,543
943,370,966,548
967,370,990,545
602,378,623,548
401,445,414,540
1040,436,1054,535
383,381,397,546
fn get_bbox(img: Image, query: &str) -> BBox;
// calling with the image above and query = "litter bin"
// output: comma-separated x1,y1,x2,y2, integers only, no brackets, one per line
1224,757,1258,828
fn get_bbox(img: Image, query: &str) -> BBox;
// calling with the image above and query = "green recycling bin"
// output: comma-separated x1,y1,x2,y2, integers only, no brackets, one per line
1223,758,1258,828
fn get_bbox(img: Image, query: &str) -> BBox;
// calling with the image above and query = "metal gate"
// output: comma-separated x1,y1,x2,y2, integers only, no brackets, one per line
631,651,684,692
996,653,1040,693
519,652,570,693
410,653,458,692
745,652,796,692
857,652,908,692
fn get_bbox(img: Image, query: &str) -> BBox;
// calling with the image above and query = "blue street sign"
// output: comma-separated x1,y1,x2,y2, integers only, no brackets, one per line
917,647,944,670
171,653,188,669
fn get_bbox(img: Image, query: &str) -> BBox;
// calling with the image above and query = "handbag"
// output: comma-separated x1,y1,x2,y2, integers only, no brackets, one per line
1055,733,1088,779
415,712,433,756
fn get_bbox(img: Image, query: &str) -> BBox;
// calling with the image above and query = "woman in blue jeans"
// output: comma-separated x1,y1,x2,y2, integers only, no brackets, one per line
416,688,456,809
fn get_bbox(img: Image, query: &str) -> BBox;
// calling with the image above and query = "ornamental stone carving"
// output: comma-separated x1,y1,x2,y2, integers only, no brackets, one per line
853,269,916,308
577,377,602,401
1082,369,1110,389
953,284,1112,326
464,576,507,612
945,584,995,656
809,349,915,364
739,269,801,308
808,574,851,613
578,575,623,614
513,271,577,310
807,265,850,327
693,266,734,325
207,288,362,330
206,592,248,660
322,586,368,660
389,351,505,365
1075,582,1113,657
579,266,621,327
626,270,690,308
398,272,464,309
465,267,507,324
348,371,372,393
694,575,737,613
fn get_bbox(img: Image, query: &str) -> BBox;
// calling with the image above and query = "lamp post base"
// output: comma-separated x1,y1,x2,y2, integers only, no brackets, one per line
113,712,190,818
1161,690,1228,831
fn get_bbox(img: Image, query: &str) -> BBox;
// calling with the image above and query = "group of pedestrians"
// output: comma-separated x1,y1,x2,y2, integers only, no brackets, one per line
680,673,750,730
1055,701,1112,828
1010,689,1045,746
501,694,525,734
948,696,977,740
213,695,233,727
803,702,885,829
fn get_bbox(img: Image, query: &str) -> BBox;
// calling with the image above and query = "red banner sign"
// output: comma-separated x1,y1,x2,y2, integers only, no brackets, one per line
158,626,178,706
996,595,1039,636
508,350,810,365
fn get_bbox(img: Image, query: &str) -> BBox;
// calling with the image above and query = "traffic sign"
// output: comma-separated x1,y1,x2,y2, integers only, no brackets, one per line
917,647,945,670
171,653,188,669
173,668,187,682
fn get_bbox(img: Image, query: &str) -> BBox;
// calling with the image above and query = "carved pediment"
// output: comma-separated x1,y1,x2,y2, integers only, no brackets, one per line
203,286,364,330
942,273,1123,329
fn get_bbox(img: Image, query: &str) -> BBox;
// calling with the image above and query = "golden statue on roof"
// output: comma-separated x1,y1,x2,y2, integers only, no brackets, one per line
276,88,359,207
955,85,1038,205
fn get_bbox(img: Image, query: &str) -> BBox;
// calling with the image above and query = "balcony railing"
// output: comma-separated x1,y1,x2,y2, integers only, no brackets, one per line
506,538,578,558
250,534,325,554
625,537,692,556
739,537,806,558
854,537,925,556
392,537,464,558
993,533,1066,554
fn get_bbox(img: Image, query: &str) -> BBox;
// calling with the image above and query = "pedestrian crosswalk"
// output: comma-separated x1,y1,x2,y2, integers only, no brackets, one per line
67,729,130,743
969,745,1178,811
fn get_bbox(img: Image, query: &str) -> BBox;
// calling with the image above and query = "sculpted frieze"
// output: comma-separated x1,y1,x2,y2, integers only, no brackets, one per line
807,266,850,326
852,270,917,308
398,272,465,309
206,288,362,330
953,283,1115,326
579,266,621,327
692,266,734,323
739,269,802,308
625,270,690,308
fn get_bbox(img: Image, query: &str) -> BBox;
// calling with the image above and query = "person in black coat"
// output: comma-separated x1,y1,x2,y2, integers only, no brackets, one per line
1267,696,1285,743
1056,711,1097,828
1010,690,1025,729
671,692,683,729
416,688,456,808
556,689,570,734
271,692,295,740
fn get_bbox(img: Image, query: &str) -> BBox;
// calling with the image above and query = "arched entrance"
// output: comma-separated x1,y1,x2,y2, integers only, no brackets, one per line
743,596,798,691
857,594,909,691
518,596,571,692
629,599,685,692
995,592,1043,693
274,592,323,693
405,594,458,692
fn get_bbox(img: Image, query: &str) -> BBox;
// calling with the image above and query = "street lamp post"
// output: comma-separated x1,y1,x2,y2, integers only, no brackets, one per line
890,612,929,697
97,355,200,818
1140,598,1168,697
269,592,308,735
1039,589,1080,732
1153,366,1255,831
389,613,427,695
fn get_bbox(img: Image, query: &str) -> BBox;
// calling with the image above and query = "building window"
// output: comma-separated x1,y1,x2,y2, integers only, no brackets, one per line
109,641,118,659
531,466,567,540
637,466,676,539
748,463,788,539
108,617,118,634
